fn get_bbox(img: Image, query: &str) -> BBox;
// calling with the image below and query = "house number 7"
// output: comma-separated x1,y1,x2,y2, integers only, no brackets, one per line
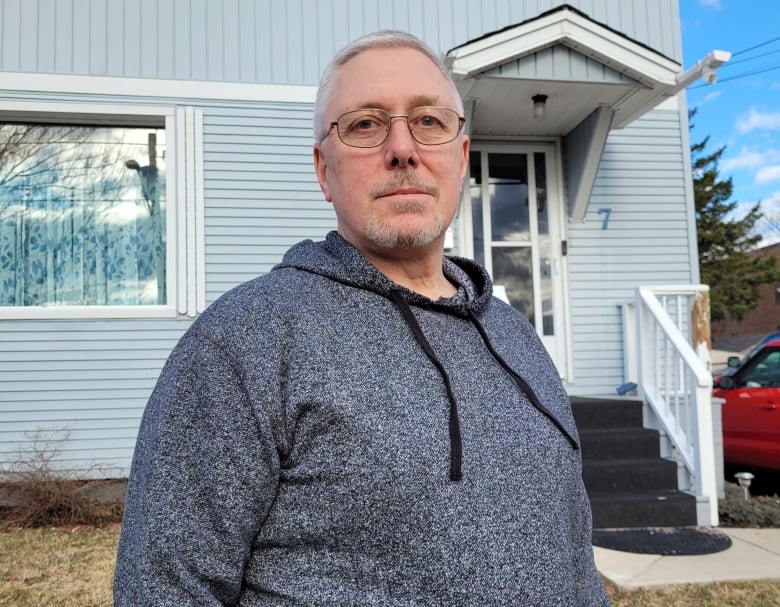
598,208,612,230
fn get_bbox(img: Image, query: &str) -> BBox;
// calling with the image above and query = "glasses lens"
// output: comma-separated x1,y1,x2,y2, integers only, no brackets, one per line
336,109,390,147
407,107,462,145
334,107,464,147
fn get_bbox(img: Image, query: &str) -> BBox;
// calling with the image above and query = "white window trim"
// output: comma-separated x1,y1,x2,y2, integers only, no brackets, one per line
0,70,317,320
0,100,204,320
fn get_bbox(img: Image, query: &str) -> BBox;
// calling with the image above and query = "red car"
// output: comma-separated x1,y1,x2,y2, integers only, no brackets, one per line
714,337,780,472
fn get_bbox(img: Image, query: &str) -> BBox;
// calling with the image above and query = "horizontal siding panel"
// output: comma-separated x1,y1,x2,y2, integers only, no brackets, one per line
0,358,163,372
1,408,143,424
3,389,156,402
0,0,681,82
0,349,172,362
0,378,159,393
0,367,160,383
0,329,185,342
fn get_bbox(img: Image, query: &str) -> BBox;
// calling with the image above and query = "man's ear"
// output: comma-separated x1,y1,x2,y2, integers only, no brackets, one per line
313,144,333,202
459,135,470,184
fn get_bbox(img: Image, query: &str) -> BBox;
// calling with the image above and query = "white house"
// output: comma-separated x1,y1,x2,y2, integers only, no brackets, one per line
0,0,728,525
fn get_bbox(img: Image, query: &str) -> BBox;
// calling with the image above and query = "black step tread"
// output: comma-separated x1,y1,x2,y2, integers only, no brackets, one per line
582,458,679,492
587,489,695,503
588,490,697,529
570,397,643,429
578,427,661,459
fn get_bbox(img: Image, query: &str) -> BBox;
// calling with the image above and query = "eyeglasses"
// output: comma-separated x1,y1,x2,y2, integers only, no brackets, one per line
325,106,465,148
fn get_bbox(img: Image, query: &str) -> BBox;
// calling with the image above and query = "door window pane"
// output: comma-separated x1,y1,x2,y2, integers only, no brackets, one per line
535,152,554,335
492,246,534,324
0,124,166,306
489,153,529,242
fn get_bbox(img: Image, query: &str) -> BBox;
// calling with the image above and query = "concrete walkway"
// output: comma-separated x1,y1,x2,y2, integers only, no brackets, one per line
594,528,780,589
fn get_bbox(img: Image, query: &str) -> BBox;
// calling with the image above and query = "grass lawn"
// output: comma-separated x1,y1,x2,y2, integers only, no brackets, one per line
0,526,119,607
2,526,780,606
609,580,780,606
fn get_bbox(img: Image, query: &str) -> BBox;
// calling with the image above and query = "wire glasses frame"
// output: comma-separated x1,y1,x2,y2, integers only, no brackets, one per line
325,106,466,148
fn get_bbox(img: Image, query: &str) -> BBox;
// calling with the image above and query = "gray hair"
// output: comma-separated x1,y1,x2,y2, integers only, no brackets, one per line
313,30,463,142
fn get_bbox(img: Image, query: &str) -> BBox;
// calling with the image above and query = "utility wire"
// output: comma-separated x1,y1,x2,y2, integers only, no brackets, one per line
731,35,780,57
721,48,780,69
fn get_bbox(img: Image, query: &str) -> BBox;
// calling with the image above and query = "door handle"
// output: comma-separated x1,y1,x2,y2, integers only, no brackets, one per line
759,403,778,411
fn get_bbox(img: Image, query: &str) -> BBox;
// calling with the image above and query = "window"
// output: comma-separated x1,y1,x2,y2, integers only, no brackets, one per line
0,103,204,319
0,122,167,307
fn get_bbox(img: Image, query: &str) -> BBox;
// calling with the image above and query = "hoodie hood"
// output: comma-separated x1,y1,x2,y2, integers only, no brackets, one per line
273,231,494,317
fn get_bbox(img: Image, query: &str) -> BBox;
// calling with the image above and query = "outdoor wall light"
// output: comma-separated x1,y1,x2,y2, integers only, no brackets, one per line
734,471,755,500
532,94,547,120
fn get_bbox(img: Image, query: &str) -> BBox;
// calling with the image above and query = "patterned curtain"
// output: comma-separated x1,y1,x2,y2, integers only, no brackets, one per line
0,124,166,307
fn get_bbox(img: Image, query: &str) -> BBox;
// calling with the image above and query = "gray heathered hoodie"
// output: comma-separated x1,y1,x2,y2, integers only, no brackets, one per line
114,231,609,606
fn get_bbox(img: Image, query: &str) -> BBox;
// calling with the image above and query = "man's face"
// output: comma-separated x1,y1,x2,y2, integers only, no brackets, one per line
313,47,469,256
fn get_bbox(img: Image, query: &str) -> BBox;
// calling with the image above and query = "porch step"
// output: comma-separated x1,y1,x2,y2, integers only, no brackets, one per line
571,396,644,429
582,458,679,492
588,490,697,529
578,427,660,460
570,397,697,529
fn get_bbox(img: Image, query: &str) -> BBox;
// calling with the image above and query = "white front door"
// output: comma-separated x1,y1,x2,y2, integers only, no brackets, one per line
464,144,569,379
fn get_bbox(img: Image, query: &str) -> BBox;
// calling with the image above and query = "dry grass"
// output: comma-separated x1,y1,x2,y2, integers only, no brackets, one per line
1,526,780,607
609,579,780,606
0,526,119,607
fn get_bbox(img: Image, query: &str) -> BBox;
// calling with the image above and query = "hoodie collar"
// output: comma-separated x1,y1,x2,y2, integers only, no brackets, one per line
274,231,493,317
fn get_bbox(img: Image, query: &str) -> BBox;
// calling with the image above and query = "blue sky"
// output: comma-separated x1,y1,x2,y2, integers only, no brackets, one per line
680,0,780,243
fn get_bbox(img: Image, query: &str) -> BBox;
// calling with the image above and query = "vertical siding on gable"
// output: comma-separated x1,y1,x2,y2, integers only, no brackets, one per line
565,108,693,395
0,0,682,83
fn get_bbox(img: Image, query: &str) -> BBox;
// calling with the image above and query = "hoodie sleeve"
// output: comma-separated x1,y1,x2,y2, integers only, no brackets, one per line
113,332,281,606
571,452,612,605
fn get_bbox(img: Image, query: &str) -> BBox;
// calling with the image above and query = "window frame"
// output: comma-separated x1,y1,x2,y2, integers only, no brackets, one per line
0,101,203,320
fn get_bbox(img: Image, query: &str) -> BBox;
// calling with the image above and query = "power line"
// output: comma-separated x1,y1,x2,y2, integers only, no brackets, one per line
732,35,780,57
722,48,780,69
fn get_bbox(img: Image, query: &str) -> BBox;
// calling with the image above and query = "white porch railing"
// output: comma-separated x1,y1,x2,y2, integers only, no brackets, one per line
622,285,719,527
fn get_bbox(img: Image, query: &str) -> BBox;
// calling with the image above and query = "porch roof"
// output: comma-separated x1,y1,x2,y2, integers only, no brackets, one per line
444,4,729,219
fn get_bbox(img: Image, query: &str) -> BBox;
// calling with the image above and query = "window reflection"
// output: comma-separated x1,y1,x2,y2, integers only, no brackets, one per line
0,124,166,307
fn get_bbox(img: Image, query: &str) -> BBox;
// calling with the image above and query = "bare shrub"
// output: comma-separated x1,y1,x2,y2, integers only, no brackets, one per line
0,429,124,529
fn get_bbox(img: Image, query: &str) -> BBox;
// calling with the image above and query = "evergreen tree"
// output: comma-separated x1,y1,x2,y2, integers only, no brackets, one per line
692,113,780,322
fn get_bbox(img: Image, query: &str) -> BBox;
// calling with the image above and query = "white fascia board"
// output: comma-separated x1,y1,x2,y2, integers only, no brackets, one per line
0,71,317,104
447,8,679,87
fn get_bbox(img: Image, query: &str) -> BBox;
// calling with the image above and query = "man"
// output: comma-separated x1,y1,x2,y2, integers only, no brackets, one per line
114,30,609,606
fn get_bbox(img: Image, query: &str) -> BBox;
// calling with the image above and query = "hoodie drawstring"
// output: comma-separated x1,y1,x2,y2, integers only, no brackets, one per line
467,310,579,451
390,290,579,482
390,290,463,481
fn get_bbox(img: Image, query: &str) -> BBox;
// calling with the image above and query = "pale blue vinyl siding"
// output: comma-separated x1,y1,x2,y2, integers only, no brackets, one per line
0,0,682,82
566,109,693,395
202,102,334,303
0,318,189,471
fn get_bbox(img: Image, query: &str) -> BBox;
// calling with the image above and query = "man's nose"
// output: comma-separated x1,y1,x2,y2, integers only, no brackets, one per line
385,117,419,168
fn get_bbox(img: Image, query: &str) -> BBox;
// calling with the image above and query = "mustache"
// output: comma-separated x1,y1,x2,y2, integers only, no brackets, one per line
370,172,439,198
